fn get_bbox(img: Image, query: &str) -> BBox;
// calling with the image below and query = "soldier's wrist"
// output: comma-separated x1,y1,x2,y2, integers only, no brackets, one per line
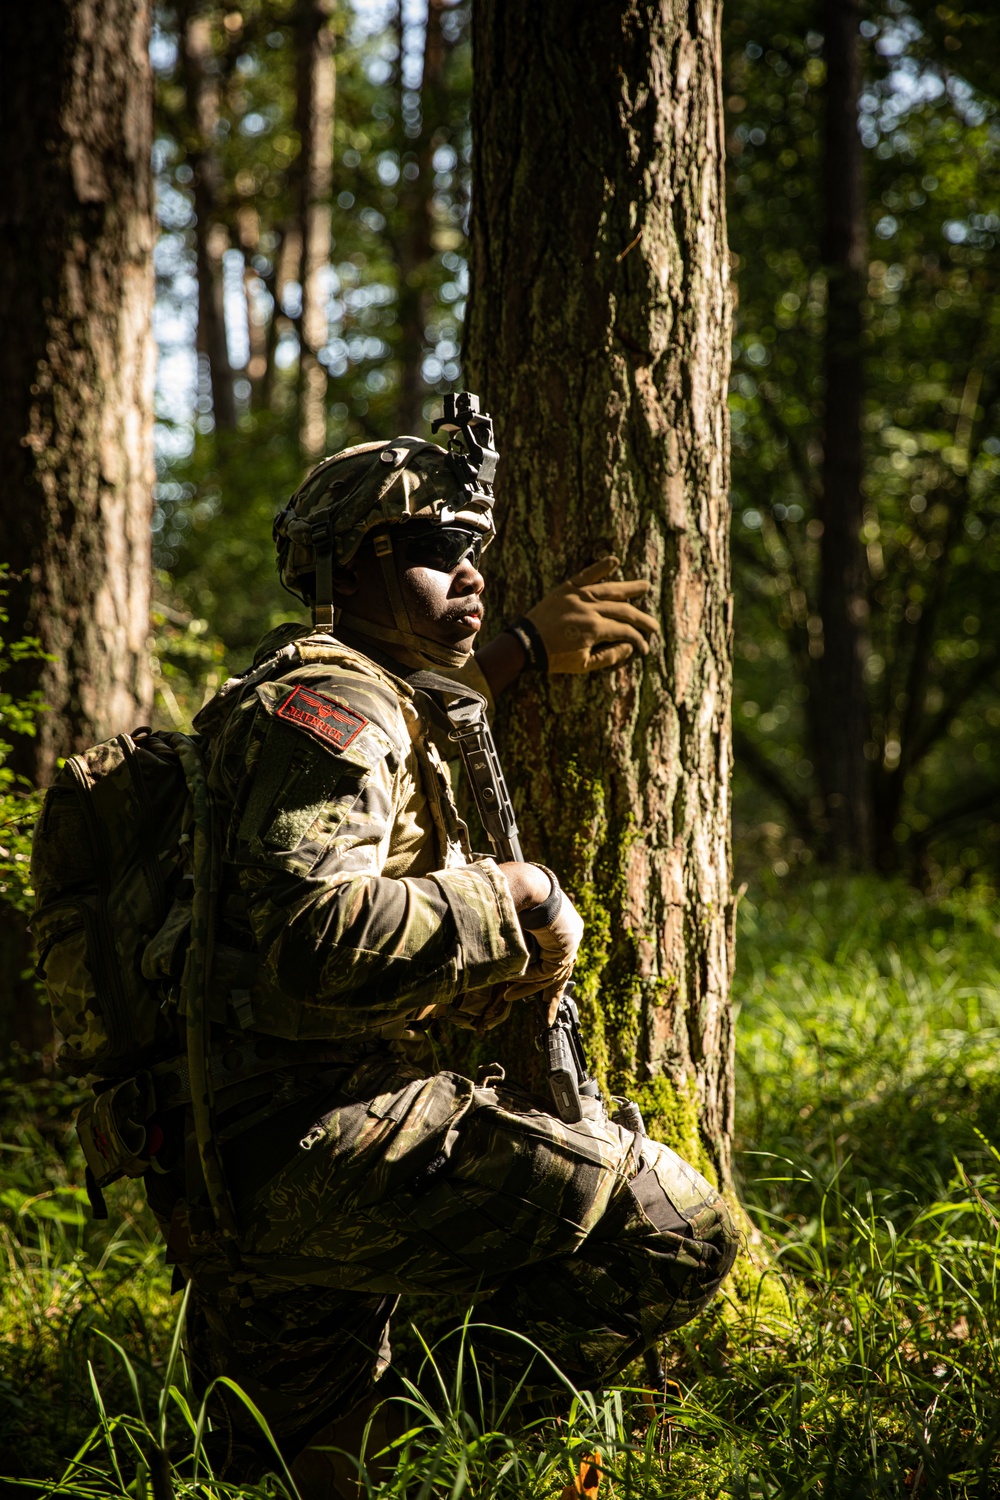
520,867,562,930
505,616,548,671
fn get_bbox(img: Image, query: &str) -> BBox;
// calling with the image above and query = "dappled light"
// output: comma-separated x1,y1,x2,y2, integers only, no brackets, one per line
2,0,999,1495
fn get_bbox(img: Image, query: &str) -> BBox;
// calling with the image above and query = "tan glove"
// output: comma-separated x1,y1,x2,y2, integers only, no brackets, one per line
503,885,584,1014
524,556,658,673
447,982,514,1034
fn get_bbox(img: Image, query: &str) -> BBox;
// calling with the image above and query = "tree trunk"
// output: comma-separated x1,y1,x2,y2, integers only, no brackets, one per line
817,0,871,863
393,0,447,435
0,0,155,1053
178,3,237,433
465,0,735,1188
294,0,335,459
0,0,155,785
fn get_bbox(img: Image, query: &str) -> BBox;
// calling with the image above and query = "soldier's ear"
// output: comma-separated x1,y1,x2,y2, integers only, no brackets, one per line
331,562,361,599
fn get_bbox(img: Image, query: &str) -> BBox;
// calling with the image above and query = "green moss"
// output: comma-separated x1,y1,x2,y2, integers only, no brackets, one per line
631,1073,717,1184
555,760,650,1097
723,1239,797,1332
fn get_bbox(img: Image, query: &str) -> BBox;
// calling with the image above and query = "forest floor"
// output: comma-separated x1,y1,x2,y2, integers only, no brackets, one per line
2,873,1000,1498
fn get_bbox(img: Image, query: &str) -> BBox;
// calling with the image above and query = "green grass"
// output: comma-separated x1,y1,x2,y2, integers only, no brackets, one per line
3,874,1000,1497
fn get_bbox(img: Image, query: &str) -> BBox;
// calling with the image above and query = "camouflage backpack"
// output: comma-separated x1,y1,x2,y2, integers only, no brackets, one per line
29,639,308,1220
30,726,203,1082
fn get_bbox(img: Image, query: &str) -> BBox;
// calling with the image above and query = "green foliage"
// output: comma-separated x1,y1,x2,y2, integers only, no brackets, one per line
0,565,49,913
154,416,305,671
150,2,475,718
147,0,1000,882
0,1069,174,1485
7,877,1000,1496
726,0,1000,878
735,871,1000,1201
632,1075,713,1186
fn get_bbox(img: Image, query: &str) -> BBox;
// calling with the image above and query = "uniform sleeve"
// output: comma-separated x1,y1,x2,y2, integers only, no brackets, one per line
216,669,527,1029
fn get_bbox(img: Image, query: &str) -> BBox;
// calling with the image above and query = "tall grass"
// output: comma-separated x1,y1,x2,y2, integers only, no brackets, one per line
0,1069,174,1484
3,874,1000,1497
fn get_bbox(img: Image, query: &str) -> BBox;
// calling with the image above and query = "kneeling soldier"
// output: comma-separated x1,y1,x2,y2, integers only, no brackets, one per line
143,395,737,1491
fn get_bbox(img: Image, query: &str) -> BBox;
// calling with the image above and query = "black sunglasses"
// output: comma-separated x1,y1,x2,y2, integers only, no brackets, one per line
398,525,483,574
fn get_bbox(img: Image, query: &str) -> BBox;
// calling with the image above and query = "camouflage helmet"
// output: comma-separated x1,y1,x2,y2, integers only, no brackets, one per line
273,392,499,627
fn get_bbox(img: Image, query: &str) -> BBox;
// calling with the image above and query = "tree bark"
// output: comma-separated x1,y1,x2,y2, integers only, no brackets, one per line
817,0,871,863
465,0,735,1188
0,0,155,786
0,0,155,1054
293,0,335,459
393,0,447,435
178,3,237,433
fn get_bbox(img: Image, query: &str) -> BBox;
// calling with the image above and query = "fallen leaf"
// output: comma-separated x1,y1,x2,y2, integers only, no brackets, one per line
559,1450,602,1500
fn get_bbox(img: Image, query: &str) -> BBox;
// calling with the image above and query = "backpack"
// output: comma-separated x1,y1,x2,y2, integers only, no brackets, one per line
29,634,315,1222
30,726,203,1081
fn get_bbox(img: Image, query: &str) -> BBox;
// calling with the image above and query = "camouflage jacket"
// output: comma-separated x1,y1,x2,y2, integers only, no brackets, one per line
192,625,528,1043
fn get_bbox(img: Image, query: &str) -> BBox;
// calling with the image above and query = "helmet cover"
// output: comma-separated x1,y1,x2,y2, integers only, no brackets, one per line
274,436,496,604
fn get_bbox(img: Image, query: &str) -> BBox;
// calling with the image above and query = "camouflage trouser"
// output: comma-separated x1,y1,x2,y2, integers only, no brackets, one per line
175,1054,738,1461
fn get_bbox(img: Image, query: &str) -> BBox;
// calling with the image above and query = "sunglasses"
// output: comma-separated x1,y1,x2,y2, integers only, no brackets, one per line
398,526,483,574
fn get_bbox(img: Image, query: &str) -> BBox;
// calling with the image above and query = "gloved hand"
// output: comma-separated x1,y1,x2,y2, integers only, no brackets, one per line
503,882,584,1012
447,982,514,1034
525,556,658,673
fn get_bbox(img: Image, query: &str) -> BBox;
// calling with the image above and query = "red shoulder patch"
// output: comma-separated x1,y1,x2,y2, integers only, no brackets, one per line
276,686,368,751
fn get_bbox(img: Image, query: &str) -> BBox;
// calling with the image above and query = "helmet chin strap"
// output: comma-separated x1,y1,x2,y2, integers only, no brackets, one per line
333,533,469,670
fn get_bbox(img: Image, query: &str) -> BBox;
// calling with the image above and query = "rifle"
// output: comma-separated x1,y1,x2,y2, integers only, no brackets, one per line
446,703,605,1124
436,683,660,1388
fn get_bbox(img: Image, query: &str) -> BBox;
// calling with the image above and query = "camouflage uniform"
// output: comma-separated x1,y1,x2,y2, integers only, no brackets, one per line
140,619,737,1468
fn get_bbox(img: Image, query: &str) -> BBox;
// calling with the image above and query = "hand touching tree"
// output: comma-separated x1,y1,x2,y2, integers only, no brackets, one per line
472,557,659,702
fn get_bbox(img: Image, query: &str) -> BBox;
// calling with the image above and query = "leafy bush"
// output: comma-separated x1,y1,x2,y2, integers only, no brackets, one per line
0,564,48,914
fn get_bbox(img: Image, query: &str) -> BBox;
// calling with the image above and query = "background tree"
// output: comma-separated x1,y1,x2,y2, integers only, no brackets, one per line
391,0,455,435
0,0,155,1053
0,0,155,786
139,0,1000,895
817,0,870,863
465,0,735,1187
727,0,1000,882
149,0,472,677
176,0,237,432
292,0,336,457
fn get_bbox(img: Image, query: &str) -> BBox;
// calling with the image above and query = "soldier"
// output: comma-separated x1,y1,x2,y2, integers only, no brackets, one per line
145,400,737,1494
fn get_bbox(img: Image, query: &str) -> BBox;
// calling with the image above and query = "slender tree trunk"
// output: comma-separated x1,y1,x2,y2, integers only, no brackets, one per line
261,226,299,414
466,0,735,1188
294,0,335,459
179,8,235,435
817,0,870,862
393,0,447,435
179,4,237,432
0,0,155,1052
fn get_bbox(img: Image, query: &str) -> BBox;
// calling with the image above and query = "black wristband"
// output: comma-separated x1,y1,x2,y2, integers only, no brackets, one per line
505,615,548,672
520,867,563,930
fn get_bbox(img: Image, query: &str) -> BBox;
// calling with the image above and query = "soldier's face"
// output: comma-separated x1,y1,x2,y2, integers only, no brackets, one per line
332,533,485,657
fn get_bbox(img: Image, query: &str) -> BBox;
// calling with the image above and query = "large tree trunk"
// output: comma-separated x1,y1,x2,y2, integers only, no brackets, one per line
293,0,335,459
0,0,155,1054
0,0,155,785
817,0,871,863
466,0,735,1188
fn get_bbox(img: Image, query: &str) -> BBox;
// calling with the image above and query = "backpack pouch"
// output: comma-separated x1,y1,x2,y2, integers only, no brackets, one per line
76,1074,155,1188
31,899,111,1075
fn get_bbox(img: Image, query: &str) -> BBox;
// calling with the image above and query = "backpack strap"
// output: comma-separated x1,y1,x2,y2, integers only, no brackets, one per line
172,734,241,1249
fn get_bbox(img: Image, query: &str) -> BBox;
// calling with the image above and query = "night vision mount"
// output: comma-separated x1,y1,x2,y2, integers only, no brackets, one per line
431,391,499,507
